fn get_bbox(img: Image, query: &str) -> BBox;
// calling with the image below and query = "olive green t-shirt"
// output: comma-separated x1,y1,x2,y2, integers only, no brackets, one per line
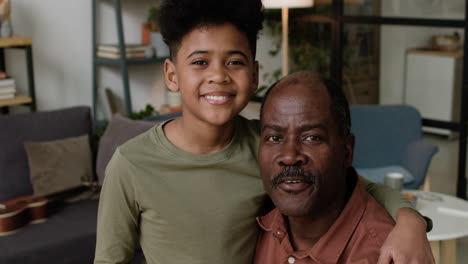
94,116,411,264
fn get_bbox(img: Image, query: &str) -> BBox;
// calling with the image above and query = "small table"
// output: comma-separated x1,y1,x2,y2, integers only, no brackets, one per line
409,190,468,264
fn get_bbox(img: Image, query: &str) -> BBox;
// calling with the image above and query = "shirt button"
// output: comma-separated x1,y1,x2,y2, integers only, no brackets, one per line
276,231,282,235
288,256,295,263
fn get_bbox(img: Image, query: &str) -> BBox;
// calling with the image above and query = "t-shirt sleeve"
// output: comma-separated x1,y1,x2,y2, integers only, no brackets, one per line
94,149,140,264
360,175,413,220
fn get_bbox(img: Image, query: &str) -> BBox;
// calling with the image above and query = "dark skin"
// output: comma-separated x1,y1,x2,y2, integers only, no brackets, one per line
259,76,355,250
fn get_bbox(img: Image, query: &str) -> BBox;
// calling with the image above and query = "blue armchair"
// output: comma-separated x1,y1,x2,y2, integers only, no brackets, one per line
350,105,438,189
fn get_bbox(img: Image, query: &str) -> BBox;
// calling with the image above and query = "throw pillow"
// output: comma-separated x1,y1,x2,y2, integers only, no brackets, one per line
0,106,91,202
96,114,159,184
24,134,93,197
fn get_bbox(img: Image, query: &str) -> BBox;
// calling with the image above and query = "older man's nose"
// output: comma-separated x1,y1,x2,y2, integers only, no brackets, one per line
278,141,306,167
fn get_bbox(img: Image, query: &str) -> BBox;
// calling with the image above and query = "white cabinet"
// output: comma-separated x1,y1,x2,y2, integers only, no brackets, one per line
404,49,463,136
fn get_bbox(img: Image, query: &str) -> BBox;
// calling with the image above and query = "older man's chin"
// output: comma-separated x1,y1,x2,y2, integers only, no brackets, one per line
271,187,318,217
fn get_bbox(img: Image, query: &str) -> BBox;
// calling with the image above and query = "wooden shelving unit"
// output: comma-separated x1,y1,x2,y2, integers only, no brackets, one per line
0,36,32,47
0,94,32,108
0,36,36,112
95,57,165,66
92,0,167,121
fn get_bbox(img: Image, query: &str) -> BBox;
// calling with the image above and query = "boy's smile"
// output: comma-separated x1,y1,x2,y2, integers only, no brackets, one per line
164,23,259,128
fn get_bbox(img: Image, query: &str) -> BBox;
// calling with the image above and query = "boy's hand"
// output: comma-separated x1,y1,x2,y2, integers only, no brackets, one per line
377,208,435,264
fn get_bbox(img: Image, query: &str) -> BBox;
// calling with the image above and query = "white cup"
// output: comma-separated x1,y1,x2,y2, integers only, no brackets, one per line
384,172,404,190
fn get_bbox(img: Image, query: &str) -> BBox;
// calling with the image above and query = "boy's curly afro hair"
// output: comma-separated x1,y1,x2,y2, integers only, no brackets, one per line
159,0,264,60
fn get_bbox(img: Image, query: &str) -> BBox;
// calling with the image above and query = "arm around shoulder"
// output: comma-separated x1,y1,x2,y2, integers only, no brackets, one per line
360,175,413,220
360,176,434,264
94,149,140,264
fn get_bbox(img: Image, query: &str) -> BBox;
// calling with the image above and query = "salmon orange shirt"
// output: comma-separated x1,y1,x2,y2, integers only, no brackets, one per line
254,170,395,264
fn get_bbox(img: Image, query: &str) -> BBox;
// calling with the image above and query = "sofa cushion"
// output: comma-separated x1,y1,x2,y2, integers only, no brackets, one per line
96,115,159,184
0,200,98,264
0,107,92,201
24,135,93,196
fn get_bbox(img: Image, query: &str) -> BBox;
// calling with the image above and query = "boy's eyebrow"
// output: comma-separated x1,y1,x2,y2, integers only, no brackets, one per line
185,50,249,60
186,50,209,59
227,50,249,60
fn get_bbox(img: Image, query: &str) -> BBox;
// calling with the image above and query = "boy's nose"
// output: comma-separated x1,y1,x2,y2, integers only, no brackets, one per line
208,64,231,84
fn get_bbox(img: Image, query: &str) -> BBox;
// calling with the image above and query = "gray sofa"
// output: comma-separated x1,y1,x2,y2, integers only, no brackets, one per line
0,106,160,264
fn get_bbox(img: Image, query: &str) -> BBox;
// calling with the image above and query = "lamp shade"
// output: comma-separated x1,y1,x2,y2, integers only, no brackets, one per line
263,0,314,8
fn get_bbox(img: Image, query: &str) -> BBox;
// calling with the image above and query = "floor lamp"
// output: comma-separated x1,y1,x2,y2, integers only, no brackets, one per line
262,0,314,77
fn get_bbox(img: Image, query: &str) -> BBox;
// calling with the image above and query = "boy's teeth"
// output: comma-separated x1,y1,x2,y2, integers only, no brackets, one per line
206,95,227,101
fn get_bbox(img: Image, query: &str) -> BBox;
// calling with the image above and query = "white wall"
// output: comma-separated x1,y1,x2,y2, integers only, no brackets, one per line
379,0,465,104
10,0,92,112
9,0,165,119
8,0,278,119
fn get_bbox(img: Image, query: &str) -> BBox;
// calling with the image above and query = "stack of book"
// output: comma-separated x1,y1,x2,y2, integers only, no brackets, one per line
0,78,16,100
97,44,150,59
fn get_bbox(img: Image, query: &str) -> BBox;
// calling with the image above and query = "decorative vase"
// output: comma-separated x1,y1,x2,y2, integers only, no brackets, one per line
141,23,151,45
167,90,181,107
1,21,12,38
150,32,170,58
141,23,157,46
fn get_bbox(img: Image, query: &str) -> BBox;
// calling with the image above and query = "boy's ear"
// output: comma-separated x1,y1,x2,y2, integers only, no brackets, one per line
251,61,259,93
164,58,179,92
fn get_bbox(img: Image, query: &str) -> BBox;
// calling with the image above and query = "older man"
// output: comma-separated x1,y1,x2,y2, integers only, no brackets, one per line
254,72,400,264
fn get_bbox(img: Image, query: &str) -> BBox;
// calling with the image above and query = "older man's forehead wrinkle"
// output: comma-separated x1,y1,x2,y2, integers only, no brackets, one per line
262,124,286,132
268,101,316,117
300,124,327,132
263,113,328,133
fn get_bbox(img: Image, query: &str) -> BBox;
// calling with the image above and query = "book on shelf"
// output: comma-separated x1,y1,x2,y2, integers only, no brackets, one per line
0,93,15,100
0,87,15,95
0,78,15,88
98,44,149,53
97,51,147,59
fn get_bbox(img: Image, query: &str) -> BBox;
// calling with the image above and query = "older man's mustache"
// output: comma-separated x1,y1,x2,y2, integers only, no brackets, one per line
271,166,316,187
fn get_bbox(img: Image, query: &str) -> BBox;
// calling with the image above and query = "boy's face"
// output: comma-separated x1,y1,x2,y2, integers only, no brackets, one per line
164,23,258,127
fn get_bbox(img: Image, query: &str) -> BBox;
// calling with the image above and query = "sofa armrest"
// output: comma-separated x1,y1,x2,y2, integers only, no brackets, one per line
402,140,438,189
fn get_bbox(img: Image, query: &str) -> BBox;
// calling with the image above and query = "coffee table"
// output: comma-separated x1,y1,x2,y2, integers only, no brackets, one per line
408,190,468,264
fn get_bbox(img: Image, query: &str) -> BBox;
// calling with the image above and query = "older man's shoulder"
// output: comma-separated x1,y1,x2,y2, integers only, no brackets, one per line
340,191,395,263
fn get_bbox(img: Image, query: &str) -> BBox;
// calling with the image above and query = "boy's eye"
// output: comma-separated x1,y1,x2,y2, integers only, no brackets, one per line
192,60,207,65
227,60,245,66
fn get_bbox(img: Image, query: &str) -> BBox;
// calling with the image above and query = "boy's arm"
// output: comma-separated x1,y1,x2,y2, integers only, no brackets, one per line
94,150,140,264
361,176,435,264
360,176,412,219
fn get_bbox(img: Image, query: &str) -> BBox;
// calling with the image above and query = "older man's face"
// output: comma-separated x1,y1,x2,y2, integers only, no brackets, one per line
259,82,353,217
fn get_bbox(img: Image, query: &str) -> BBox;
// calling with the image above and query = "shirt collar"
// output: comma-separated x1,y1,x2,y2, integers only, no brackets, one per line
256,168,368,264
257,206,288,242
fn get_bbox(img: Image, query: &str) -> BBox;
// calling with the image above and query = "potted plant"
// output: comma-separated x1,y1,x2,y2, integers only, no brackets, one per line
144,5,170,58
141,14,157,45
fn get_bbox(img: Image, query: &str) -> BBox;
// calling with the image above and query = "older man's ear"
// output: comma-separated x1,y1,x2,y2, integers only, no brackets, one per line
344,133,355,169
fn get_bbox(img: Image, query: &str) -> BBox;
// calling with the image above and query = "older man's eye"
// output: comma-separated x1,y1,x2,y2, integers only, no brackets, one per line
305,135,321,141
267,135,281,142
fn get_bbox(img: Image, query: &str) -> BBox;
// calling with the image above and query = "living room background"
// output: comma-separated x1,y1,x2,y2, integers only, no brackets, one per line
7,0,281,120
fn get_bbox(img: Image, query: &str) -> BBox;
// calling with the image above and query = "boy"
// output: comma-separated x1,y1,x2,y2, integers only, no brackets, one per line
94,1,432,263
